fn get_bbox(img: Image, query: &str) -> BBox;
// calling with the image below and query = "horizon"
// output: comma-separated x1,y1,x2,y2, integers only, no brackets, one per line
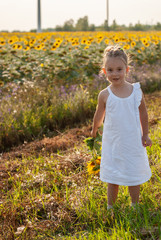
1,19,161,33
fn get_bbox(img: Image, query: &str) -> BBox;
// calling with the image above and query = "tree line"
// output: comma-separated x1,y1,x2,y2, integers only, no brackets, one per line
44,16,161,32
1,16,161,33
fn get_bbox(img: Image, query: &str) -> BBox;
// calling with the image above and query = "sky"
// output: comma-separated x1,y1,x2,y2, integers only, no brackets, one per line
0,0,161,32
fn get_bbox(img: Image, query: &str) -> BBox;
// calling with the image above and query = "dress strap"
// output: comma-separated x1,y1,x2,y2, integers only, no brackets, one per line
107,85,112,94
133,82,141,90
133,82,142,107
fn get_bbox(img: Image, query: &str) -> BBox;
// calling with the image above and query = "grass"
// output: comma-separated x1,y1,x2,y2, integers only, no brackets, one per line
0,61,161,152
0,91,161,239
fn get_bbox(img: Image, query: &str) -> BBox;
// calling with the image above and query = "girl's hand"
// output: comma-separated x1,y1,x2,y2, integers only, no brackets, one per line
142,135,152,147
91,129,97,138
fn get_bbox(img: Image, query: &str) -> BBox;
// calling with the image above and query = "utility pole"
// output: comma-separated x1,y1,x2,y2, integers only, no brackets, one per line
37,0,41,32
107,0,109,27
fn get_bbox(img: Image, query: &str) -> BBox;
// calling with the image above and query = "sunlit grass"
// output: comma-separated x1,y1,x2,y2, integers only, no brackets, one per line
0,92,161,239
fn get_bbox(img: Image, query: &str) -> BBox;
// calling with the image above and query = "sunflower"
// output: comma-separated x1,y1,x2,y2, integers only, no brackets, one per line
87,161,95,174
35,45,42,50
85,40,91,45
53,42,60,48
87,156,101,175
12,44,18,50
97,39,102,44
51,46,57,51
81,38,87,44
72,41,77,46
24,46,30,51
55,38,63,43
0,80,4,87
29,39,36,46
114,37,119,43
17,44,22,50
123,44,130,50
104,39,109,45
154,40,159,45
23,40,28,45
0,40,5,45
144,42,149,47
131,41,136,47
95,156,101,165
8,39,14,44
141,38,148,45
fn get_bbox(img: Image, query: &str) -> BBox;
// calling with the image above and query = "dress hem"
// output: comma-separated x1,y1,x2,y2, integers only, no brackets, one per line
100,174,152,186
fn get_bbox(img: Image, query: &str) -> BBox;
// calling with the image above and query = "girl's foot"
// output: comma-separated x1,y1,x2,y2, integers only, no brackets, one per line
131,202,139,210
107,205,113,210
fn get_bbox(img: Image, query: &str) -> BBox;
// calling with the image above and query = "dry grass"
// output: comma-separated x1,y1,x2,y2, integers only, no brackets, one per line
0,91,161,239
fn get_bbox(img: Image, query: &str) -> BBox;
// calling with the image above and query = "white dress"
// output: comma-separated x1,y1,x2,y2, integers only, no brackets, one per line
100,82,152,186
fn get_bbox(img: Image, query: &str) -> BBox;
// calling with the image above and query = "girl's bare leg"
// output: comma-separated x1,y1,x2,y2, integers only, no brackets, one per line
128,185,140,204
107,183,119,206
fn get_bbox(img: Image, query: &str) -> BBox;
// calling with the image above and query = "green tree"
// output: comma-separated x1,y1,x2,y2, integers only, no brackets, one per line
55,25,63,31
75,16,89,31
63,19,75,31
154,22,161,30
133,21,145,31
110,19,119,31
89,24,96,31
103,20,109,31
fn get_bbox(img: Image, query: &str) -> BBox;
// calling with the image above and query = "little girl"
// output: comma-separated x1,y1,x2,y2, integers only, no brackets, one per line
91,45,152,210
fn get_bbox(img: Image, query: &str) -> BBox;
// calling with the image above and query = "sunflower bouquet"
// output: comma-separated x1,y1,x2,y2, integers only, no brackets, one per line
84,130,102,175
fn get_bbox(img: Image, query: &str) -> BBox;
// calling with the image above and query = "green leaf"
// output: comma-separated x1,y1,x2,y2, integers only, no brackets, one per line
84,137,95,150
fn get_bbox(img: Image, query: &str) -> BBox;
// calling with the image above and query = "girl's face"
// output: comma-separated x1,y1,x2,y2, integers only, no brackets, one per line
105,57,128,85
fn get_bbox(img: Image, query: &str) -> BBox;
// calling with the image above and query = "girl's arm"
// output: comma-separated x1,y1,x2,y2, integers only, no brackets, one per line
91,91,107,138
139,93,152,147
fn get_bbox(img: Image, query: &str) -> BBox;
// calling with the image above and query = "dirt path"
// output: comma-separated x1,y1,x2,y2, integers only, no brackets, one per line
1,125,91,160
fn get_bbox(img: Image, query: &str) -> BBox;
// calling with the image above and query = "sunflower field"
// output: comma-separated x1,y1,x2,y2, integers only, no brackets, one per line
0,31,161,151
0,31,161,86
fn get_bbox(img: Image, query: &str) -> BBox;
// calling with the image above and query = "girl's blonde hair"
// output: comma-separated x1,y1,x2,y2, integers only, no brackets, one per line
102,45,131,72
